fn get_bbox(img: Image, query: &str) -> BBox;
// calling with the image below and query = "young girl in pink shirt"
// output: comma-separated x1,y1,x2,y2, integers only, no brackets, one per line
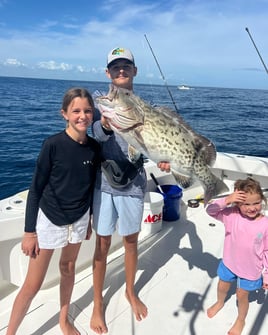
206,177,268,335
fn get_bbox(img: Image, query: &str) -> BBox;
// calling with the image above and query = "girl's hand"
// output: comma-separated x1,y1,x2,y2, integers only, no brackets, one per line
225,190,247,206
262,281,268,290
21,233,40,258
85,217,93,240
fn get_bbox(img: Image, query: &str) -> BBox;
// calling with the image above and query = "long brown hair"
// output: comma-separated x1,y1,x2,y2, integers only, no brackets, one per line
61,87,94,112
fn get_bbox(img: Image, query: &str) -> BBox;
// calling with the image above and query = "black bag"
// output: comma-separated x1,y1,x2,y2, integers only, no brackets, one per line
101,155,144,189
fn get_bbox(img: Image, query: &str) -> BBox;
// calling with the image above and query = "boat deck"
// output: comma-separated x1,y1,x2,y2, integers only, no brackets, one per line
0,153,268,335
1,180,268,335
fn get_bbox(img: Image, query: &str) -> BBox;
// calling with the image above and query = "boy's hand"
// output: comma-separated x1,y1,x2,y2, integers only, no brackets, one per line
157,161,171,173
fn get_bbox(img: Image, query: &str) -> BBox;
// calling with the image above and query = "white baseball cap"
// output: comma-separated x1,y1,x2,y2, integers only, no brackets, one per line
107,47,135,67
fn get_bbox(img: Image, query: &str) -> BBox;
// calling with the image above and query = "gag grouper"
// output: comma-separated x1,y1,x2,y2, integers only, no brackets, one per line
96,84,229,204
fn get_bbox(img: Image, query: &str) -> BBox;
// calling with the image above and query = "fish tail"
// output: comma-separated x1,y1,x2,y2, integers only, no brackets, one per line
204,177,229,205
173,172,193,189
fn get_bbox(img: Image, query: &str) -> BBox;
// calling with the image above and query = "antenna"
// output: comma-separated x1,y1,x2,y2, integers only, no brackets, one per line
144,34,179,112
245,27,268,74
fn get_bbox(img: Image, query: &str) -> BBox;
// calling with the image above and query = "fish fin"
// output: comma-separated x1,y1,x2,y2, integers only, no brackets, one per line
131,128,149,152
172,171,194,189
193,134,217,167
204,177,229,205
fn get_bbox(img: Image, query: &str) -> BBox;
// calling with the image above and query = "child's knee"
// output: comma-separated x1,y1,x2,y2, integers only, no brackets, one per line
236,288,249,301
59,260,76,277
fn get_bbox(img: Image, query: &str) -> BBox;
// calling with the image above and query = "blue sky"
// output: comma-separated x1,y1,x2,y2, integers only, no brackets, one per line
0,0,268,89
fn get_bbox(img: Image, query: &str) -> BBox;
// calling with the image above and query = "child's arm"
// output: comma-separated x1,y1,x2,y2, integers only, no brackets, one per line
206,196,231,219
262,230,268,290
262,268,268,290
206,190,247,221
225,190,247,205
85,215,93,240
21,233,40,258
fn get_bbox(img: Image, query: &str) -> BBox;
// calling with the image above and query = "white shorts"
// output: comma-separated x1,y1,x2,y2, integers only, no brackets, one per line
36,208,90,249
92,188,144,236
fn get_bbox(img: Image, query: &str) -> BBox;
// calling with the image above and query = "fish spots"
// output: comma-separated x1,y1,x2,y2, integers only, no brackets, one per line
96,84,229,203
158,119,167,127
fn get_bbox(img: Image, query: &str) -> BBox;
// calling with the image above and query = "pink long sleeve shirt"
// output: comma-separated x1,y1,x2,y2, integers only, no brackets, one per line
206,197,268,283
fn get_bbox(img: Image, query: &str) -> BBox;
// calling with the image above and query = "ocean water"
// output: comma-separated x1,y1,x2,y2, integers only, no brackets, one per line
0,76,268,200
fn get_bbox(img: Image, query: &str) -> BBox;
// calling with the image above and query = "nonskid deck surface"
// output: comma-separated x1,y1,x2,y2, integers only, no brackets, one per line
1,198,268,335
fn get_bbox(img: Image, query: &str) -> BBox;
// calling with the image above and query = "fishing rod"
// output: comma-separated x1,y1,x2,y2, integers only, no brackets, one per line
144,34,179,112
245,27,268,75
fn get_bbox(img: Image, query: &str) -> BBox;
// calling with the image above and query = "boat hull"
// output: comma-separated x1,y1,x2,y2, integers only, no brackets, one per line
1,152,268,334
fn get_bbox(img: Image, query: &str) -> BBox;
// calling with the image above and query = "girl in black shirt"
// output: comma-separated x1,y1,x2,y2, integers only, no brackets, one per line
6,88,100,335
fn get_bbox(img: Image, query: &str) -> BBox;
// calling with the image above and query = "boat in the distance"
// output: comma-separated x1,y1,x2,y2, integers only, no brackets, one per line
178,84,191,90
1,152,268,334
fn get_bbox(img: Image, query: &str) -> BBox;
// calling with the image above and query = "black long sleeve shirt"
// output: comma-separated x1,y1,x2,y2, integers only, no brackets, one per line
25,131,101,232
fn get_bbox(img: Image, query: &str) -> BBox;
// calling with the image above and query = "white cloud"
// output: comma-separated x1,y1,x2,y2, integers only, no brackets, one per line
76,65,86,73
3,58,27,67
37,61,73,71
0,1,267,88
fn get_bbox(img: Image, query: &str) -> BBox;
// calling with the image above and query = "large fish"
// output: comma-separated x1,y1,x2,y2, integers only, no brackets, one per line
96,84,229,204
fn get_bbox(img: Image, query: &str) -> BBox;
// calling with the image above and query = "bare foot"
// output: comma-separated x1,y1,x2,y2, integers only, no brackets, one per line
125,291,148,321
228,318,245,335
90,303,108,334
207,302,224,318
60,319,81,335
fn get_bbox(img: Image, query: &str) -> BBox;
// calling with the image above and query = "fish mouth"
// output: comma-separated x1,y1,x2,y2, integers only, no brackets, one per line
96,87,121,105
97,84,143,131
96,96,114,104
107,84,121,101
110,119,143,131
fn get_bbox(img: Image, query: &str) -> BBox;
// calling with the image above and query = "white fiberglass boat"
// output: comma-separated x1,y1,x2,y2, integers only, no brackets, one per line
178,85,191,90
1,152,268,335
